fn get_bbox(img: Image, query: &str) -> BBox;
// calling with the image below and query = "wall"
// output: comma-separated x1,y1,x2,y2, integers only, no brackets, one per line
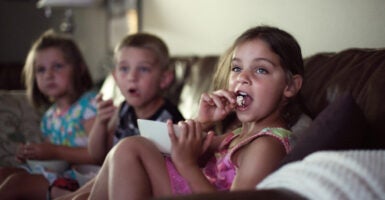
2,0,384,86
0,1,108,83
142,0,385,57
0,1,50,63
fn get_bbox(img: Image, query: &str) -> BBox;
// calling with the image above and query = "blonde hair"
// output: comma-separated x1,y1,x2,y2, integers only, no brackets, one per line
23,30,93,109
114,33,170,71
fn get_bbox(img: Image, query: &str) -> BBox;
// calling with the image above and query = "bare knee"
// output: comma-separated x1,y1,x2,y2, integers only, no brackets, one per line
0,167,26,183
110,136,157,159
0,173,48,199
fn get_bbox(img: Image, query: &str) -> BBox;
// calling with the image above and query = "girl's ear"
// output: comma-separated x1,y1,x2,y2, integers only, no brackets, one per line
160,70,174,90
284,74,302,98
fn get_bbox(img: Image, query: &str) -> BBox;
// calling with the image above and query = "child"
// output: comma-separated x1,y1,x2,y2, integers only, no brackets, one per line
57,33,185,200
88,32,185,164
89,25,304,200
0,30,98,199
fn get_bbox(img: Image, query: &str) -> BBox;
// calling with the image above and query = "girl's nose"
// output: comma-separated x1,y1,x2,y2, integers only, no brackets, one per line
44,68,54,78
237,70,251,85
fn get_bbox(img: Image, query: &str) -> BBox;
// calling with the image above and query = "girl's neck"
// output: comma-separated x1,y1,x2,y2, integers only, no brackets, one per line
134,97,165,119
53,95,73,115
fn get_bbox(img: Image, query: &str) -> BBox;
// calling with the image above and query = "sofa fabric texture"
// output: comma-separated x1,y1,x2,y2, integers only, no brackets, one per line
301,48,385,148
0,90,42,166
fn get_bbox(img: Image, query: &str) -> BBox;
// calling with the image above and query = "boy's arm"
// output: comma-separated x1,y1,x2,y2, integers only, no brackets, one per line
88,97,118,164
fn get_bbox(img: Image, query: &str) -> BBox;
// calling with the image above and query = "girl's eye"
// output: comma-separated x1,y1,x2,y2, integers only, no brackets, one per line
35,66,46,74
256,68,268,74
53,63,64,70
231,65,241,72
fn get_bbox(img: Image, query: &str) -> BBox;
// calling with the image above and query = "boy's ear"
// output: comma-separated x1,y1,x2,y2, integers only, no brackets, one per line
160,70,174,89
284,74,302,98
112,70,117,81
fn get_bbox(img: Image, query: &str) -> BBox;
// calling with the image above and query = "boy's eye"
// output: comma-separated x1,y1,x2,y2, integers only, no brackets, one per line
138,66,150,73
118,66,129,73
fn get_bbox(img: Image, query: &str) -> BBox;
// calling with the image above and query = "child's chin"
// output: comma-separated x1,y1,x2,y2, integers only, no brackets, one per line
235,113,251,122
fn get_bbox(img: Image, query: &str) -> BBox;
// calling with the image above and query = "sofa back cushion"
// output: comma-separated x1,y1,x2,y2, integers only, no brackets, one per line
301,48,385,148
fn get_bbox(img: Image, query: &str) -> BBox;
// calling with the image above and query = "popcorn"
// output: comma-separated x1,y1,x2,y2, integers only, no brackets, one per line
236,95,245,106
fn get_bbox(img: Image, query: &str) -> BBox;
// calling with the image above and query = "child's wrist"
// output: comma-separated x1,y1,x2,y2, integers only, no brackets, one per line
199,121,215,132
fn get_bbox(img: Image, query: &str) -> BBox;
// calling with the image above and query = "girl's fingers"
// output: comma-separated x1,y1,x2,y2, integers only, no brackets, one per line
168,120,178,144
185,120,195,140
213,90,236,104
202,131,214,153
207,90,236,108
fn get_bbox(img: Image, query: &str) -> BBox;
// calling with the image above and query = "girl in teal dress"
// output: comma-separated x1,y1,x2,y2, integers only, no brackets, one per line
0,30,98,199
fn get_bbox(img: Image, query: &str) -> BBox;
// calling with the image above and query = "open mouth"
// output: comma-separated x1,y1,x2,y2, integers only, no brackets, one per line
128,88,139,96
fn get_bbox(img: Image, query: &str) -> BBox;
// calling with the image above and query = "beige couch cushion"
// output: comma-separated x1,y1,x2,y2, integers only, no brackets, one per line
0,90,42,167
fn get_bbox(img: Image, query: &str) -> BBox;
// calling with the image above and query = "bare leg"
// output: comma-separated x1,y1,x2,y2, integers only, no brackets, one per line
0,167,26,185
0,171,49,200
90,136,173,200
54,177,96,200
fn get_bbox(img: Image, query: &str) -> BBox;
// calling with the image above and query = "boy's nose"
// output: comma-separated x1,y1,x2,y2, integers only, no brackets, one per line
127,71,138,81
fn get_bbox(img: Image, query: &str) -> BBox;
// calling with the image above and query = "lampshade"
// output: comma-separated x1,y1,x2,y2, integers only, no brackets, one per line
37,0,102,8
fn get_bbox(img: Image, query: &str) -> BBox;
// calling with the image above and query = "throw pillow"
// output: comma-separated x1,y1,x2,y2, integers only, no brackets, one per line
279,92,370,167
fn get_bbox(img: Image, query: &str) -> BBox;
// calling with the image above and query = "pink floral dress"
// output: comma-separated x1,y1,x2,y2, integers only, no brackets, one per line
165,127,292,195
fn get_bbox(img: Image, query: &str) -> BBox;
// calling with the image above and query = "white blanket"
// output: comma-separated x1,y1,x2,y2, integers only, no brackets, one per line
257,150,385,200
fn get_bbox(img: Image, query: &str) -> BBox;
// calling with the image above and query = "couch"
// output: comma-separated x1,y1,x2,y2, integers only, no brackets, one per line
0,48,384,195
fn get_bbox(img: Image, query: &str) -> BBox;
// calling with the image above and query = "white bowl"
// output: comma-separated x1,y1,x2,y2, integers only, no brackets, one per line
27,160,69,173
137,119,182,154
73,164,100,186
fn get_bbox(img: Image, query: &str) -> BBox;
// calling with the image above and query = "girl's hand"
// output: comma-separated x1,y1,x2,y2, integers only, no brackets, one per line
20,142,56,160
196,89,236,125
94,93,116,125
15,143,27,162
168,120,214,169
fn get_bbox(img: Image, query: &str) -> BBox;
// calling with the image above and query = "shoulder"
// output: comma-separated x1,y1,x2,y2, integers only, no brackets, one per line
257,128,292,153
246,136,286,154
41,105,55,124
230,133,288,189
234,135,286,169
78,91,97,103
74,91,97,109
231,129,289,166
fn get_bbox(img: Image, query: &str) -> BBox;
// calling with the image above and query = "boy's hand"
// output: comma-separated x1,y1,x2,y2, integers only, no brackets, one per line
196,89,236,126
94,93,116,125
